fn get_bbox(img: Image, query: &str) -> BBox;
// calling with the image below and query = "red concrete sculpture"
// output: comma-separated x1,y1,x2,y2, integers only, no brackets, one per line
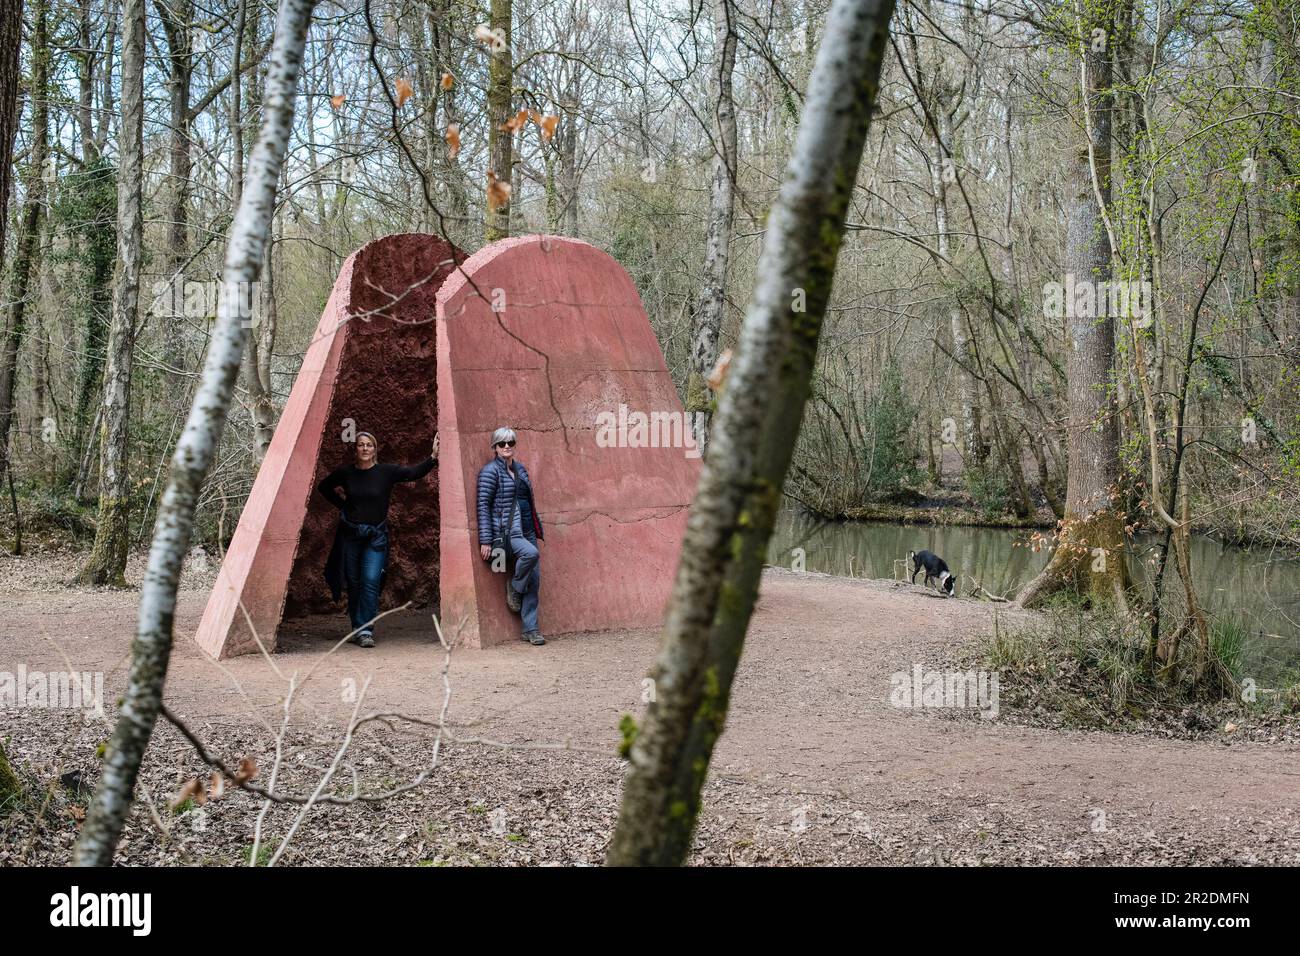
195,232,698,657
195,234,463,659
436,235,700,647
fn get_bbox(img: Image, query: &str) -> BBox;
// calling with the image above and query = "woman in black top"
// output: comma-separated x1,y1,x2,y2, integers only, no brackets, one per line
317,431,438,647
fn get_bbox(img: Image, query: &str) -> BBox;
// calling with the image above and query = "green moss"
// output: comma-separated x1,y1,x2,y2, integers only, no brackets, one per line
617,713,638,759
718,578,746,618
684,372,711,413
728,531,744,563
0,740,22,815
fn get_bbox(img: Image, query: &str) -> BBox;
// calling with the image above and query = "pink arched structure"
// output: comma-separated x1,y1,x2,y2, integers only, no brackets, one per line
194,233,699,657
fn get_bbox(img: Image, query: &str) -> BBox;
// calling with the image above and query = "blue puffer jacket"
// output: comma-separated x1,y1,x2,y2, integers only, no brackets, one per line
477,458,543,546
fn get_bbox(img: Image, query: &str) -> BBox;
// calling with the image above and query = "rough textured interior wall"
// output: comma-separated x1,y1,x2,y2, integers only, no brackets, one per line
283,235,462,617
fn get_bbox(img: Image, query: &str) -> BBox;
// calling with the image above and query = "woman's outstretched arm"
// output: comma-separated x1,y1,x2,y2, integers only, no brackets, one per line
391,457,436,482
391,433,439,482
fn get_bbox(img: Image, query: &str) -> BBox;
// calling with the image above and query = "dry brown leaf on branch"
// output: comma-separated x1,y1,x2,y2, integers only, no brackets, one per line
500,108,529,133
487,170,512,212
474,24,507,54
706,348,733,390
440,72,455,91
170,777,205,810
330,94,346,109
539,114,559,142
445,123,461,160
233,757,258,784
395,77,414,108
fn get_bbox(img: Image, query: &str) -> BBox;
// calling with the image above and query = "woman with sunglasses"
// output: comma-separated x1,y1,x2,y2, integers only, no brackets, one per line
318,431,439,648
476,426,545,645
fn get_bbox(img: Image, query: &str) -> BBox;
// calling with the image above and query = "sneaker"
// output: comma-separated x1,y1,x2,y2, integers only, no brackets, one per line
522,631,545,646
358,632,375,648
506,580,522,613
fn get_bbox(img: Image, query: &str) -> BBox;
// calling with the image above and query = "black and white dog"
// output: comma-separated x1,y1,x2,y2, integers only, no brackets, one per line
908,549,957,597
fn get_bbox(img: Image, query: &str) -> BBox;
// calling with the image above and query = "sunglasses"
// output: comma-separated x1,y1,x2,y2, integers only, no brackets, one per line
496,440,516,448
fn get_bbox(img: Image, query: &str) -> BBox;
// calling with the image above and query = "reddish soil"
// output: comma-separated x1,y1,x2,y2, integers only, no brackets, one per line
2,551,1296,865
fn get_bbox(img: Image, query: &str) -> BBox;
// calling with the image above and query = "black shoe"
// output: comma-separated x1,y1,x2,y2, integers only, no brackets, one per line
506,580,522,613
522,631,545,646
358,632,375,648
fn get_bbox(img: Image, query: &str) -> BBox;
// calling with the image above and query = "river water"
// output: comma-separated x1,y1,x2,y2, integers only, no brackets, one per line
765,511,1300,684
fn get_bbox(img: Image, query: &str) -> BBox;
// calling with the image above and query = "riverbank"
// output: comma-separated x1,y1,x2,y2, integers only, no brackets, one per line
802,493,1297,552
2,552,1296,865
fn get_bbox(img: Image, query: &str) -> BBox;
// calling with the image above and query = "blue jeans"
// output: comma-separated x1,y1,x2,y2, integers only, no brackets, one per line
342,530,387,636
510,536,541,634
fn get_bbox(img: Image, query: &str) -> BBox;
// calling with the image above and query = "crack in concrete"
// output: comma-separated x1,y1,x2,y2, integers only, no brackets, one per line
540,505,690,527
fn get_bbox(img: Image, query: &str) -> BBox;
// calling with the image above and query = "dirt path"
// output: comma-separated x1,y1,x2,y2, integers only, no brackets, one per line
2,554,1297,865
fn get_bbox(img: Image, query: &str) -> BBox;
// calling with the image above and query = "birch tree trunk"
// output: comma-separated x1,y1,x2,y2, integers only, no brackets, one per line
74,0,317,865
0,0,39,491
606,0,896,866
1017,2,1129,608
687,0,739,455
76,0,145,587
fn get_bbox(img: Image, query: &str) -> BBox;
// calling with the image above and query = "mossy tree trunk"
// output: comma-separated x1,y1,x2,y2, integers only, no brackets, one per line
484,0,512,241
77,0,145,587
158,0,194,391
1016,1,1129,609
0,739,21,810
606,0,896,867
0,0,44,493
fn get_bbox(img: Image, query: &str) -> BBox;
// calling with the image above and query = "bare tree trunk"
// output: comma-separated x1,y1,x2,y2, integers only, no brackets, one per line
73,0,317,865
97,0,118,154
158,0,193,389
77,0,97,161
232,0,275,461
1017,3,1129,608
247,238,277,458
0,0,38,491
933,104,982,467
606,0,896,866
687,0,738,455
77,0,145,587
432,0,469,236
900,2,982,469
0,0,20,258
484,0,512,241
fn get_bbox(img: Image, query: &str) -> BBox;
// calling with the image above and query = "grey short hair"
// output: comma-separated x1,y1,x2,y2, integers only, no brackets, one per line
490,426,517,447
